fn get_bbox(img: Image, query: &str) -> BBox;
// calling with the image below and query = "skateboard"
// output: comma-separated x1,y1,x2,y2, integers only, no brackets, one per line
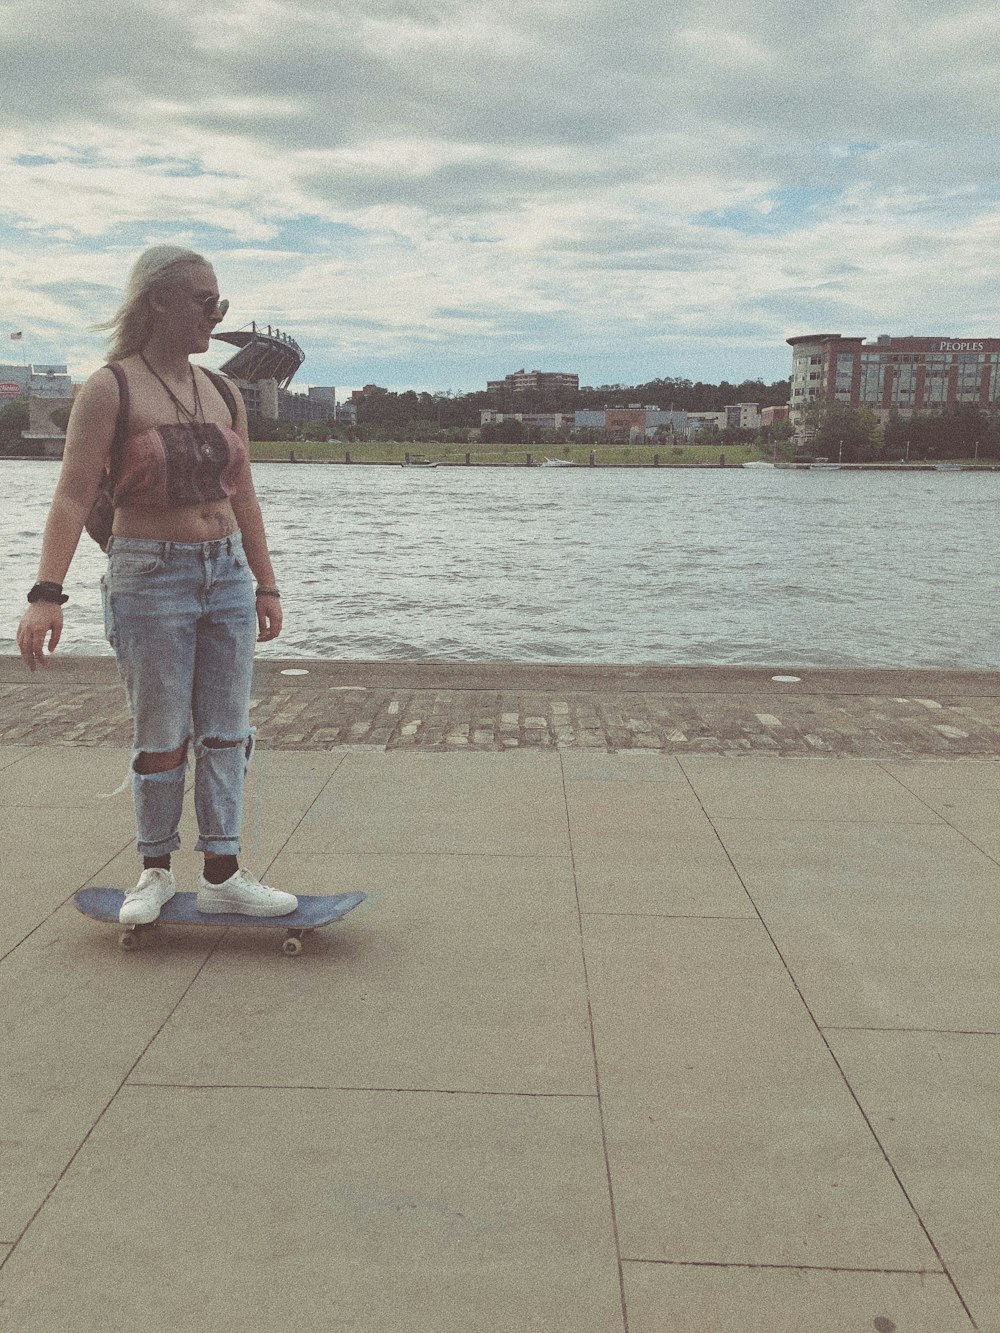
74,888,367,955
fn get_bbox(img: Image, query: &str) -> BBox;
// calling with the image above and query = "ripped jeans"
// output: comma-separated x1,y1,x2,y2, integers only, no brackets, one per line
102,533,257,858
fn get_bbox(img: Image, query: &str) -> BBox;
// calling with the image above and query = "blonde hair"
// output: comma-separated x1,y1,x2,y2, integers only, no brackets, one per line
97,245,210,361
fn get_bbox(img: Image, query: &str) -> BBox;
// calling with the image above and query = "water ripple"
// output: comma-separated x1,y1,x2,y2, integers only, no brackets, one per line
2,462,1000,668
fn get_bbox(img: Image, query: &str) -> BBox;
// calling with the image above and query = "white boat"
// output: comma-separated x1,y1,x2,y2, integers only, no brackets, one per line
541,457,575,467
402,455,438,467
743,461,775,468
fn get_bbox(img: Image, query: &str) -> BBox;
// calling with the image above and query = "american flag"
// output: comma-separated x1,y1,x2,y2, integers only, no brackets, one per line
9,331,22,340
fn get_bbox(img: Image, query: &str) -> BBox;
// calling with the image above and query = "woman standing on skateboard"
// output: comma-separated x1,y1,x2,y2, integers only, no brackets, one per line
16,245,297,926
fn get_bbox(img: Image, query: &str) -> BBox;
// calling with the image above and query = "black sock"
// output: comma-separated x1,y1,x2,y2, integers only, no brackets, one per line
203,855,238,885
144,854,171,871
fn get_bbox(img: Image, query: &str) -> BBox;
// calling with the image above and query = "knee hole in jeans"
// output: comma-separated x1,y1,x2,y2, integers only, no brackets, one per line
134,742,188,775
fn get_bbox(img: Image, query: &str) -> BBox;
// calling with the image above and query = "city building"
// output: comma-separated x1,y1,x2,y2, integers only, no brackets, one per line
487,369,580,395
277,385,336,425
573,410,606,432
725,402,761,430
644,409,689,436
481,410,575,432
0,363,72,399
234,377,278,419
685,411,728,435
0,363,74,456
571,407,689,439
788,333,1000,423
760,405,790,428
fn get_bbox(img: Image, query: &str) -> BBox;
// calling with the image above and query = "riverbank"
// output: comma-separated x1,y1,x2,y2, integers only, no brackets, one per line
3,657,999,757
3,444,997,470
249,440,770,466
245,440,998,469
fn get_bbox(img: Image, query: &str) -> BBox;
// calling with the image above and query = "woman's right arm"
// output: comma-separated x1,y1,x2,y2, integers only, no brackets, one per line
16,368,120,670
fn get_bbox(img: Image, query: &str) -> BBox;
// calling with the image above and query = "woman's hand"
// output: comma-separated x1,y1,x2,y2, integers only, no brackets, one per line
256,593,282,642
17,603,63,670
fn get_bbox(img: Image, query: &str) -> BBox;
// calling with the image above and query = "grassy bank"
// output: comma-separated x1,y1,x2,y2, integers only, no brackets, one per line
248,440,778,466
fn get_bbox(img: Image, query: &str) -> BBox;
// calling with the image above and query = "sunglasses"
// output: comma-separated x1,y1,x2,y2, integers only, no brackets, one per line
197,294,230,319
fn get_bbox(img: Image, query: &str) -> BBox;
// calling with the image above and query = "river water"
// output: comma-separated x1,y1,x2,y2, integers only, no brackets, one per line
3,461,999,669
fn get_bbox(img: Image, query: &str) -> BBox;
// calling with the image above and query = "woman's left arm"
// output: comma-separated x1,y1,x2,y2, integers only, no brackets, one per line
227,387,283,642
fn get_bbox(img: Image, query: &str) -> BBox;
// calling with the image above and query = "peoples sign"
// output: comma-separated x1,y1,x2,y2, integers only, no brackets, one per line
0,383,22,399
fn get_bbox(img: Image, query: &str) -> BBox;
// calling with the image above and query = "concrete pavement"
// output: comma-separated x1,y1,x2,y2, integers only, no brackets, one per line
1,664,1000,1329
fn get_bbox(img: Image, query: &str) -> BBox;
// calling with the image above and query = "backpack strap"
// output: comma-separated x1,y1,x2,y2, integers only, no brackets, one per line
201,368,239,428
104,362,130,484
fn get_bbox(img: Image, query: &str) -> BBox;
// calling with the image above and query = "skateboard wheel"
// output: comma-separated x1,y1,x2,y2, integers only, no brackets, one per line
119,930,141,951
282,937,303,956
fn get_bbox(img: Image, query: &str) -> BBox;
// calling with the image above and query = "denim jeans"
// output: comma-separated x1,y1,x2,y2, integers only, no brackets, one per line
101,533,257,857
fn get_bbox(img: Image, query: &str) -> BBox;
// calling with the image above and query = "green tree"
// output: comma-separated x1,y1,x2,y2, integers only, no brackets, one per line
812,403,879,462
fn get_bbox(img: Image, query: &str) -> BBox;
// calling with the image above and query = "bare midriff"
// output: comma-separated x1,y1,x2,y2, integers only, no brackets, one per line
112,501,239,542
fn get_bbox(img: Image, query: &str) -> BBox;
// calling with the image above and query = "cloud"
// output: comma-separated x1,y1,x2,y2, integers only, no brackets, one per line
1,0,999,388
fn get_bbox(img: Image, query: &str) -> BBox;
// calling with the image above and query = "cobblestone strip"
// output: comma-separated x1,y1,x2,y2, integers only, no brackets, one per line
4,677,1000,758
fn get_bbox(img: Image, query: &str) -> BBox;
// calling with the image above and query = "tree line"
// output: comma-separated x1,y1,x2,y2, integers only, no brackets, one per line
805,402,1000,462
245,376,793,444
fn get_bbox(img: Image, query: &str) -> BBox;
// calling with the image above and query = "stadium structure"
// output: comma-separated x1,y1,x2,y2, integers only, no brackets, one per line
212,321,304,388
211,320,337,426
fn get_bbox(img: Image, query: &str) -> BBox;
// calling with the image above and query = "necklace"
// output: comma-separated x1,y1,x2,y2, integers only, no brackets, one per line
140,354,203,424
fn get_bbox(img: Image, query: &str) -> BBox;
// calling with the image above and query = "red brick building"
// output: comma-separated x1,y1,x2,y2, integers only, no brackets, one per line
788,334,1000,422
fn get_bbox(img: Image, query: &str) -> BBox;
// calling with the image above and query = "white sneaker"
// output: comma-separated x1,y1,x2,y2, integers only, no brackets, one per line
120,868,176,925
196,868,298,917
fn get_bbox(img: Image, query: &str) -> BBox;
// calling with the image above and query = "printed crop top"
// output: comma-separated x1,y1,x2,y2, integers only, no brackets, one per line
111,421,249,510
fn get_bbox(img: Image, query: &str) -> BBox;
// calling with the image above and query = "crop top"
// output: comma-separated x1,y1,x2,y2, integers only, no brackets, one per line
111,421,249,510
102,362,249,511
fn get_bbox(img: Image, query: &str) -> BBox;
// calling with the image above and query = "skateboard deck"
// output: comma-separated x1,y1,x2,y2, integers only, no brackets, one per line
74,889,367,955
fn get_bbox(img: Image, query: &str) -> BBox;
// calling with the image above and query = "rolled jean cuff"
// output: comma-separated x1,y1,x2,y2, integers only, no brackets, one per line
194,834,242,855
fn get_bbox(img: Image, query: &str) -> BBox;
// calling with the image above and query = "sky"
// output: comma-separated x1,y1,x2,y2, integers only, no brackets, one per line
1,0,999,396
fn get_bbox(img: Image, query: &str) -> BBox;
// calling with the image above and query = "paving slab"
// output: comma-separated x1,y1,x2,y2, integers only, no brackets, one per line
0,1086,623,1333
574,855,753,918
562,776,715,863
584,915,937,1270
0,808,135,956
130,853,594,1095
0,745,131,807
715,818,1000,1031
564,763,753,915
0,903,211,1238
829,1030,1000,1330
0,746,29,772
624,1263,974,1332
882,758,1000,827
559,750,684,781
679,754,946,822
295,750,570,856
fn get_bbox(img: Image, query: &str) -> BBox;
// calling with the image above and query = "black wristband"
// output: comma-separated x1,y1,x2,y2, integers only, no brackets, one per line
255,587,280,598
27,582,69,605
